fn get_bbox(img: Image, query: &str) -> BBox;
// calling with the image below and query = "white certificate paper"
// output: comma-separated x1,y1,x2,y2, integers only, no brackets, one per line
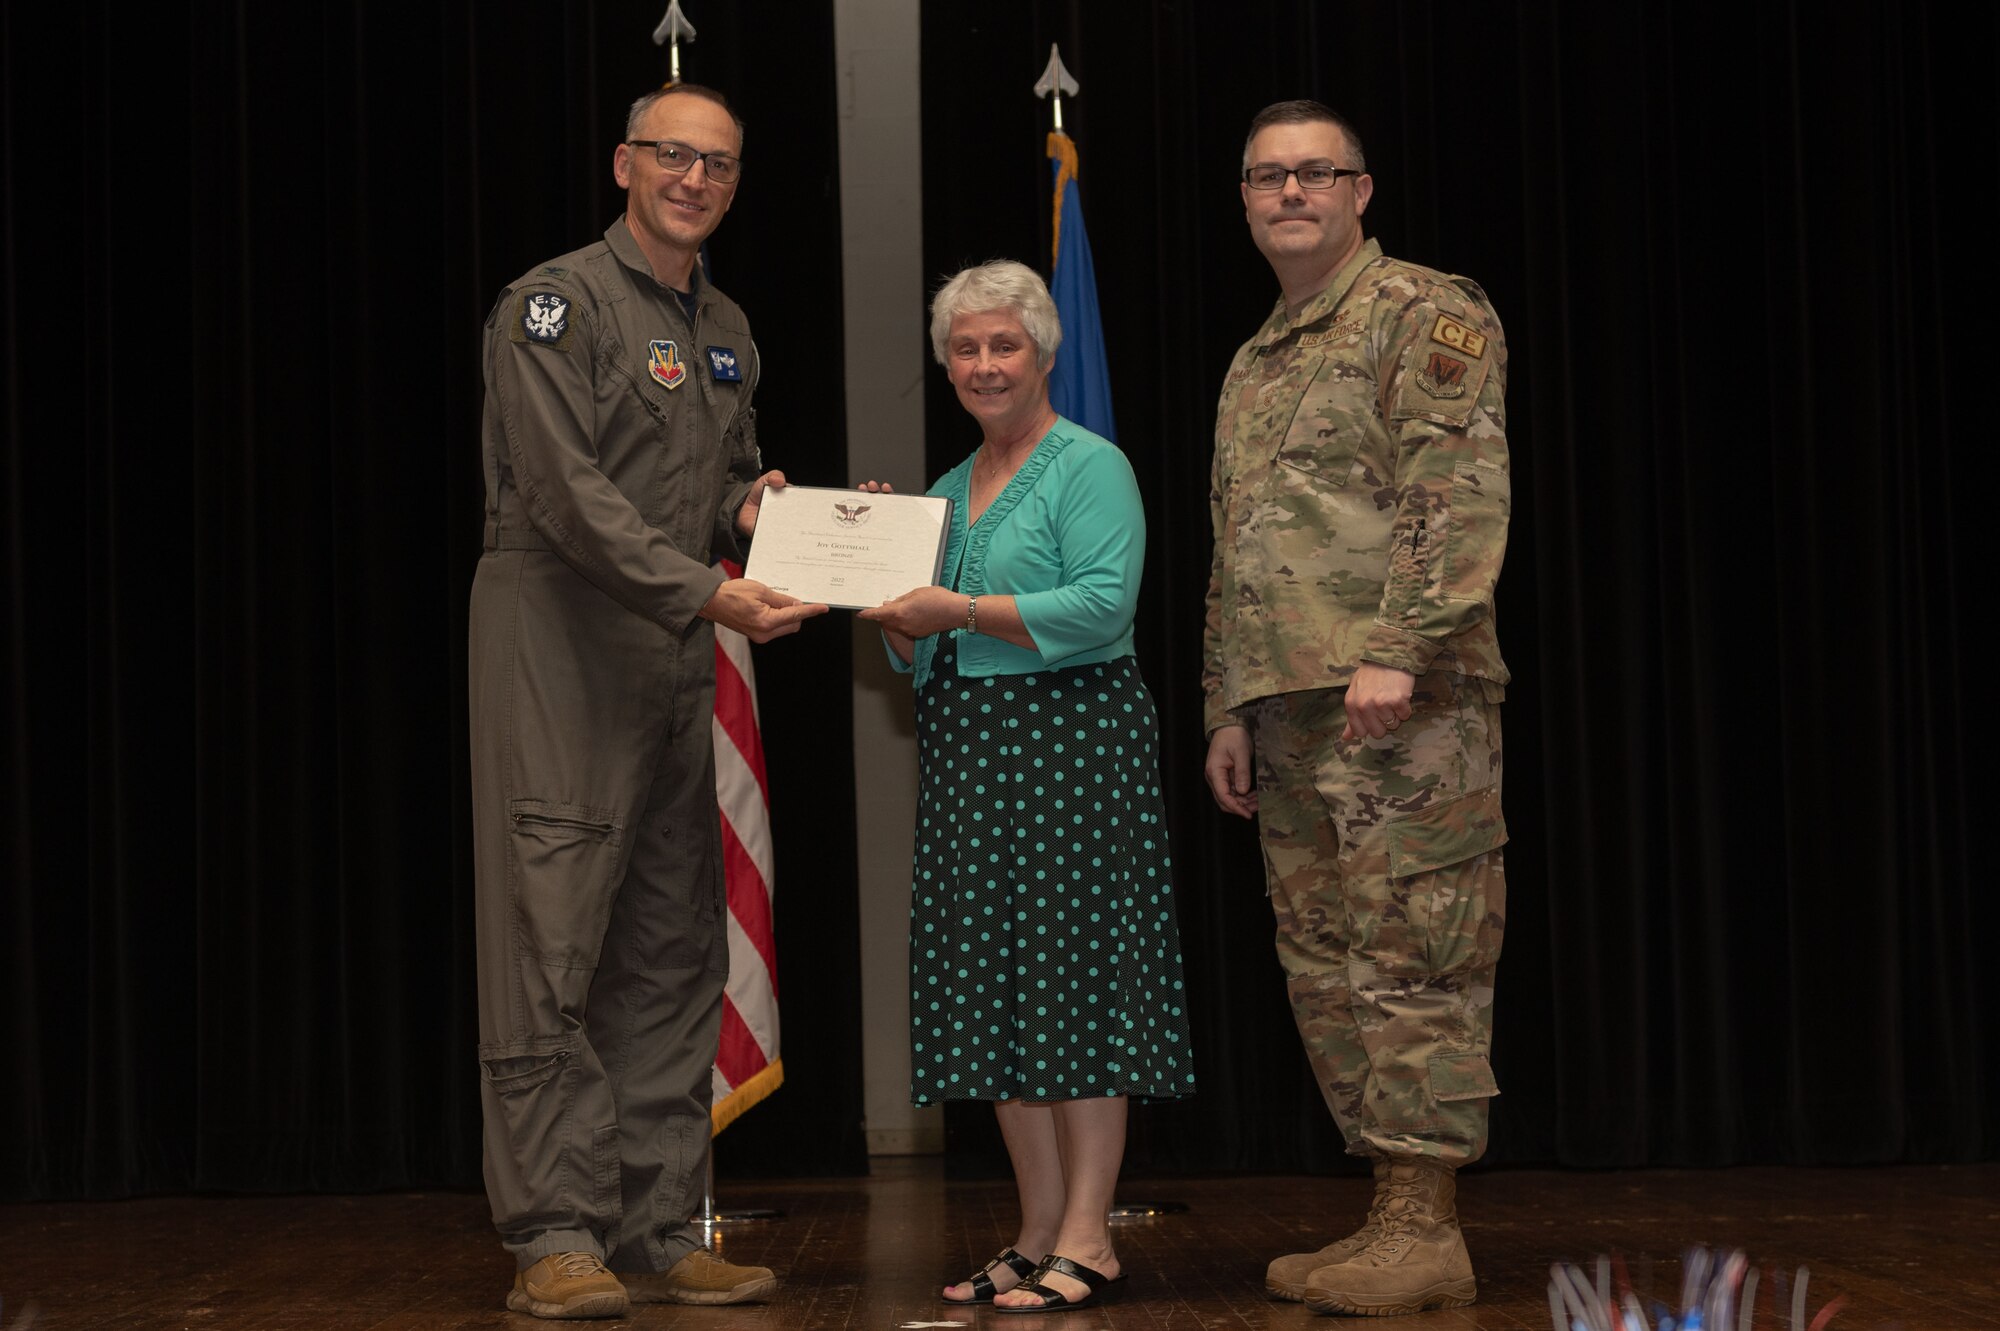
742,485,953,610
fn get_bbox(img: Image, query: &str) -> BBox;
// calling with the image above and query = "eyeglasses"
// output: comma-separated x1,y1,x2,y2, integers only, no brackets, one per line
628,139,742,184
1243,163,1362,191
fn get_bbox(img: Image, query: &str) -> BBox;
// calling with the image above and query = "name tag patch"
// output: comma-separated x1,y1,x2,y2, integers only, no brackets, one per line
707,346,742,381
649,339,686,390
1299,317,1365,348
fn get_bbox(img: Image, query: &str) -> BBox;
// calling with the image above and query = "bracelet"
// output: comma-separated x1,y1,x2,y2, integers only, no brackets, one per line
964,596,978,636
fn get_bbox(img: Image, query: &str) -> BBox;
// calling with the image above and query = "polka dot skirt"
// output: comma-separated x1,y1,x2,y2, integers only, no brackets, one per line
908,640,1196,1104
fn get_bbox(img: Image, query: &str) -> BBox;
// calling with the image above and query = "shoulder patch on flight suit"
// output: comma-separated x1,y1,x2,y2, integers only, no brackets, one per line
1429,313,1487,360
539,265,568,278
510,291,574,351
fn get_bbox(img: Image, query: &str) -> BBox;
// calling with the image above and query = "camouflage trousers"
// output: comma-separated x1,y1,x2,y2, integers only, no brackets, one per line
1249,672,1507,1166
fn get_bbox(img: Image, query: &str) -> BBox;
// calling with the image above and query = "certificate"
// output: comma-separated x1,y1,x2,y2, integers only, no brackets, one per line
742,485,952,610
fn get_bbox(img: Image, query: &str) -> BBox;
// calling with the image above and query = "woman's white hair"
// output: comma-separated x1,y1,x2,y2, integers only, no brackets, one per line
929,260,1063,371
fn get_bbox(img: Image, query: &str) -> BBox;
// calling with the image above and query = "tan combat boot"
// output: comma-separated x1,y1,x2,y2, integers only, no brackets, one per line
506,1251,630,1319
1302,1157,1476,1316
1265,1158,1395,1301
622,1247,778,1305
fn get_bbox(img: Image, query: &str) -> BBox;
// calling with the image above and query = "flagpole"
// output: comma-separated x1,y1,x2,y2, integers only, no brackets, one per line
1034,43,1119,442
704,574,787,1225
697,1154,782,1231
1035,46,1172,1218
647,2,784,1232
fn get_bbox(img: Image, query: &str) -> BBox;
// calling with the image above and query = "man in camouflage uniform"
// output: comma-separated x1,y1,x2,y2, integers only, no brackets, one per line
1202,100,1511,1317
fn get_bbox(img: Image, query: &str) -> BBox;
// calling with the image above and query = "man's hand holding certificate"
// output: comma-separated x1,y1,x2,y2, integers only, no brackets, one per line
742,484,952,610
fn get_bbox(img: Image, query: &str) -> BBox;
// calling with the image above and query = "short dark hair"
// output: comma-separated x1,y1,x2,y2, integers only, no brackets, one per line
625,82,745,151
1242,99,1365,174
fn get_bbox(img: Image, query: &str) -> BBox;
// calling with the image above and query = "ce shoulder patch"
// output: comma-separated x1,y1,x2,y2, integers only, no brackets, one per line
511,291,574,352
1429,312,1488,360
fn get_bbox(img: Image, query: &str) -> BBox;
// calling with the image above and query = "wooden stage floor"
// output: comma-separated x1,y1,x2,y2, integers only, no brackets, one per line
3,1161,1995,1329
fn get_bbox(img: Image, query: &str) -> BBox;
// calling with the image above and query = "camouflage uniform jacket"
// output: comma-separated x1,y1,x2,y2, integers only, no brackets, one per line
1203,237,1510,734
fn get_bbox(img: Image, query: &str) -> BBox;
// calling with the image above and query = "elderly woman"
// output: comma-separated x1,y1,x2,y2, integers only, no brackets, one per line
858,260,1194,1313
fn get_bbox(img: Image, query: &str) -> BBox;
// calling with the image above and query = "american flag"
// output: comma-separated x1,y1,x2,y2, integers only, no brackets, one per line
709,560,782,1131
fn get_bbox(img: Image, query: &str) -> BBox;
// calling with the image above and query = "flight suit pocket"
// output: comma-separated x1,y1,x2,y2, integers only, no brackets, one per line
1384,784,1506,976
509,799,627,967
1275,354,1364,487
726,403,759,471
480,1043,574,1095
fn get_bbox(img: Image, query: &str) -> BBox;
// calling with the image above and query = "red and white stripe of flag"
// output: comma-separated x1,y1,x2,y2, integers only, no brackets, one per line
710,560,783,1133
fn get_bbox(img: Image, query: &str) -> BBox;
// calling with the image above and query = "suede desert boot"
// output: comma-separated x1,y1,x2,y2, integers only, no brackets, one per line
506,1252,630,1319
1302,1158,1476,1316
1265,1157,1395,1301
622,1248,778,1305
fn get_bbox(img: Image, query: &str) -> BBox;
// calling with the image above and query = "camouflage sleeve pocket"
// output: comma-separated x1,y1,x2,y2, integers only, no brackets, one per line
1384,785,1507,877
1276,353,1363,486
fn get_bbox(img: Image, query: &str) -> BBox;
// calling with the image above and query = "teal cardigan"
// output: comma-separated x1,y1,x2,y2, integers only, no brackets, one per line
892,418,1144,688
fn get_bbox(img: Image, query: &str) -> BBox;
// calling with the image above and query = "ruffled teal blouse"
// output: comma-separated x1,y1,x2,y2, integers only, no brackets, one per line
892,418,1144,688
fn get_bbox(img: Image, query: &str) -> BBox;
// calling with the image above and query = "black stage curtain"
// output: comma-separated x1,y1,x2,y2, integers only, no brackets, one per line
921,1,1995,1173
2,0,865,1201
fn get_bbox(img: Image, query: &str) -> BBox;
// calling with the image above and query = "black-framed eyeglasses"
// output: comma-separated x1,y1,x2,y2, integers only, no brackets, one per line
1243,163,1362,191
628,139,742,184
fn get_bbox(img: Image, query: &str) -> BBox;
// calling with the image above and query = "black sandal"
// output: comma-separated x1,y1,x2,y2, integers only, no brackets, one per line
993,1254,1125,1313
942,1248,1040,1305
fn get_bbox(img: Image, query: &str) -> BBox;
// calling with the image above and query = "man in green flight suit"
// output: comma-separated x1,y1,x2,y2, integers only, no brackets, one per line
469,83,824,1319
1203,100,1513,1318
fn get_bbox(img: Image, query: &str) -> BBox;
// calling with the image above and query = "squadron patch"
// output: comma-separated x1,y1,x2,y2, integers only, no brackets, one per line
1429,313,1487,359
518,293,571,349
706,346,743,382
648,339,687,390
1415,351,1469,398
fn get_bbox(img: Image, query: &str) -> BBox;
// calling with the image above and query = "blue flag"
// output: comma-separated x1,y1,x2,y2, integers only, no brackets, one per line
1046,133,1116,442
